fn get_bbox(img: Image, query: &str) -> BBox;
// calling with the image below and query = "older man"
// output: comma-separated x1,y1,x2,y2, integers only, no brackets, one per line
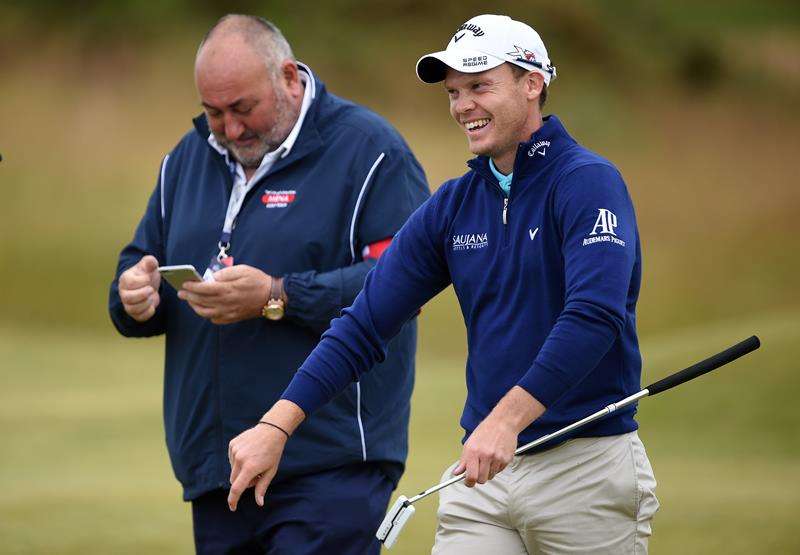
108,14,429,555
228,14,659,554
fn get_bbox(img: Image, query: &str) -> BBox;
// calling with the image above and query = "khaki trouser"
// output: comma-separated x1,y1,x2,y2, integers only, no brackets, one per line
432,432,658,555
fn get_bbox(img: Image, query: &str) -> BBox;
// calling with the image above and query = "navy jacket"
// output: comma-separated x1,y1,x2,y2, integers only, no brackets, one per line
109,67,430,500
284,115,643,448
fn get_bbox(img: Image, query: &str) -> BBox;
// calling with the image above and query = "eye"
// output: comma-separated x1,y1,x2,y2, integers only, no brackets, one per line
206,109,222,118
472,82,486,91
233,106,252,115
447,89,458,100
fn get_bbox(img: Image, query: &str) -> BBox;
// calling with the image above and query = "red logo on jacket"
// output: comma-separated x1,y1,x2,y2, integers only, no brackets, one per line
261,190,297,208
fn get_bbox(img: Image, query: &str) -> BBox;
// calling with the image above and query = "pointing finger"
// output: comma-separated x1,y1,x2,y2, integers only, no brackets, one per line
228,471,253,512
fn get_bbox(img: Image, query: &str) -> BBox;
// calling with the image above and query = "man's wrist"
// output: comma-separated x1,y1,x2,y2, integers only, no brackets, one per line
261,274,288,320
488,386,546,434
261,399,305,436
274,277,288,304
258,274,272,313
257,420,291,440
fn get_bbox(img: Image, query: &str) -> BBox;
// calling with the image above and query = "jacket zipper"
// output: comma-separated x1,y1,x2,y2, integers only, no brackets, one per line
469,164,511,246
214,329,226,488
502,196,510,246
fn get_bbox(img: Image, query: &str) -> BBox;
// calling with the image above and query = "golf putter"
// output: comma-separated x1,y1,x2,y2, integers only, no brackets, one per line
377,335,761,549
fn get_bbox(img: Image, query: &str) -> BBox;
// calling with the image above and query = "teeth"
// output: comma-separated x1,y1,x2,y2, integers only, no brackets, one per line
465,118,491,130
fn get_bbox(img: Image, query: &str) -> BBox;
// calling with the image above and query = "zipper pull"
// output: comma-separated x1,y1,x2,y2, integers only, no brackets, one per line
502,197,509,225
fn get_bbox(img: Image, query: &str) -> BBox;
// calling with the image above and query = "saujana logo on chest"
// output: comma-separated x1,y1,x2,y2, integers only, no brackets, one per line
452,233,488,251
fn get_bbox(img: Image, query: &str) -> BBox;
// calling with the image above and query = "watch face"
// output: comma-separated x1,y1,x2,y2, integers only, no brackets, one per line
264,302,284,321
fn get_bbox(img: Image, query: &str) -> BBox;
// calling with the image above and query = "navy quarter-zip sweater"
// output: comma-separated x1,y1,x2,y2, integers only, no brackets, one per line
284,115,643,447
109,67,430,500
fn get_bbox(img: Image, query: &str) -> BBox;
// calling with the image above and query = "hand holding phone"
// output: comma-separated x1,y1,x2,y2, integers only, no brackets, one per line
158,264,203,290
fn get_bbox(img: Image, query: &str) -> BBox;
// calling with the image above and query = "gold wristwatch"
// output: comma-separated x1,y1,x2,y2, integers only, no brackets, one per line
262,277,286,321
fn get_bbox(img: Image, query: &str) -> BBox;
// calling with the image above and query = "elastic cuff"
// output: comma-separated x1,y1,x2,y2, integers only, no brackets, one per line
281,371,331,416
516,362,572,409
282,273,303,318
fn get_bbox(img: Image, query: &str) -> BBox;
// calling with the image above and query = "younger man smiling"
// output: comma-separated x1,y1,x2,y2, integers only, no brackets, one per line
228,14,659,554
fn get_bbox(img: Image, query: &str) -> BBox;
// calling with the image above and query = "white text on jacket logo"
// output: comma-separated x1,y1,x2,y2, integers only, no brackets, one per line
452,233,488,251
528,140,550,157
261,190,297,209
583,208,626,247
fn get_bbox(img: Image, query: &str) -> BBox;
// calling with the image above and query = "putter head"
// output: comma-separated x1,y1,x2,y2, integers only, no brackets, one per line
376,495,416,549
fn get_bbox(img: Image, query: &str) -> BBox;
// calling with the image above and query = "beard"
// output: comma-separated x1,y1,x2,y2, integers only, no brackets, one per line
211,88,299,169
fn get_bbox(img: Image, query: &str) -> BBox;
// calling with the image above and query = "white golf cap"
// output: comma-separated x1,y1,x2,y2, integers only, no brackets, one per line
416,14,556,85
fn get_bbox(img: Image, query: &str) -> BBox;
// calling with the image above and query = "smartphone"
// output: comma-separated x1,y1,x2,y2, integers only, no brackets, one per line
158,264,203,290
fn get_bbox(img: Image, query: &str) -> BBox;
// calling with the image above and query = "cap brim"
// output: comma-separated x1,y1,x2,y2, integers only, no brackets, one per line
416,49,505,83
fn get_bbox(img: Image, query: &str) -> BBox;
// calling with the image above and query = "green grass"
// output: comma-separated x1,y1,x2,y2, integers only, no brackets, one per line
1,306,798,554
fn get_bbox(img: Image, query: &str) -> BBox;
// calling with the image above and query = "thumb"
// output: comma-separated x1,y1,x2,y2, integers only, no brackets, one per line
138,255,159,274
452,461,466,476
213,264,245,282
254,472,274,507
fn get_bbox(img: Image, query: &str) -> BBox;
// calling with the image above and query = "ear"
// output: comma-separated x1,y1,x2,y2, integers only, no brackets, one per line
525,72,545,102
280,60,301,93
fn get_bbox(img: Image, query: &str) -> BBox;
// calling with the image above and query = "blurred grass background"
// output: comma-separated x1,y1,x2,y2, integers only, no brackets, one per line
1,1,798,553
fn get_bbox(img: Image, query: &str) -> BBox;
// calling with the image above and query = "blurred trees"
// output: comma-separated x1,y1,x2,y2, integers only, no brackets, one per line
3,0,799,96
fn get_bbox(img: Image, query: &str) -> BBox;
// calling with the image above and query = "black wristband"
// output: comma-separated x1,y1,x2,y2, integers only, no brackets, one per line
258,420,290,439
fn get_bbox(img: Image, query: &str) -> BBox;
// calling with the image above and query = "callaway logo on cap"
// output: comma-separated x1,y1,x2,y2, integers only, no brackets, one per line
416,14,557,85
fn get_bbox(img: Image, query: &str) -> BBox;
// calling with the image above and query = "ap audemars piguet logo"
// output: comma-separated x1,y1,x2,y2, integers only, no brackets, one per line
452,232,488,251
582,208,626,247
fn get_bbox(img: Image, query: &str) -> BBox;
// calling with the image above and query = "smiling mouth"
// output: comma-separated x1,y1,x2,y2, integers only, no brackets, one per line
464,118,491,133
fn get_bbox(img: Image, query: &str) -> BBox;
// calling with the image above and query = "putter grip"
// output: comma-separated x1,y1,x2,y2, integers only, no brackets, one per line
645,335,760,396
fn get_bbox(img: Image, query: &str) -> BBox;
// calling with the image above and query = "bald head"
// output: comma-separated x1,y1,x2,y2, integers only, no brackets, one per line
197,15,294,83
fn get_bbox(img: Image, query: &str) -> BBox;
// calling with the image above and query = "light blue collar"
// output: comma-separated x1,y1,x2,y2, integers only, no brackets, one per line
489,158,513,196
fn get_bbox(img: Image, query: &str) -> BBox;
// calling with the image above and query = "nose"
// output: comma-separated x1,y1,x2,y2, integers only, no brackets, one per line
451,93,475,117
223,113,244,141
